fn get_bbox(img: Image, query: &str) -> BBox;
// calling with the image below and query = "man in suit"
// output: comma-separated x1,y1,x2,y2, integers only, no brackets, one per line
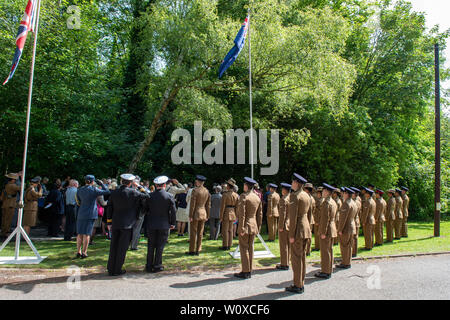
285,174,311,294
336,187,357,269
303,183,315,256
401,187,410,237
312,187,323,251
234,177,262,279
394,189,403,240
266,183,280,242
219,178,238,250
276,182,291,270
350,187,362,257
385,189,396,242
361,187,376,250
315,183,337,279
106,174,149,276
144,176,176,273
186,175,211,256
374,189,386,246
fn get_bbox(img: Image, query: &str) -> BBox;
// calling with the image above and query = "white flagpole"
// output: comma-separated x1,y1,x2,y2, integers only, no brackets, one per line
248,8,254,179
0,0,44,263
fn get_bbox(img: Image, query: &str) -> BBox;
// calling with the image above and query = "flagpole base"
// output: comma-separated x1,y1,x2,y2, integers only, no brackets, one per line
0,256,46,265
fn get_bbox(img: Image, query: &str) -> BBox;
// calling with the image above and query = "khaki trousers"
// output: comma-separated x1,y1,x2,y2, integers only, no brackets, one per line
394,218,402,239
352,227,359,256
386,220,394,242
314,224,320,250
239,233,255,273
222,219,234,248
1,207,15,236
267,216,278,241
279,230,290,267
306,227,312,255
375,222,384,245
320,236,333,274
291,238,309,288
363,224,374,249
401,217,408,237
189,220,205,253
339,233,353,266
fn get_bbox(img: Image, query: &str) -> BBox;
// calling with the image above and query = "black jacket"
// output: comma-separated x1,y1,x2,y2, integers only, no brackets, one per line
107,185,149,230
144,188,176,230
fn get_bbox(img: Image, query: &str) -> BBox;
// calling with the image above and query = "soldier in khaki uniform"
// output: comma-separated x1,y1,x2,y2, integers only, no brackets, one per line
266,183,280,241
219,178,239,250
332,189,342,245
401,187,409,237
312,187,324,251
303,183,315,256
361,187,376,250
336,187,357,269
276,183,291,270
394,189,403,240
385,189,396,242
350,187,362,257
374,189,386,246
234,177,262,279
186,175,211,256
315,183,337,279
285,173,310,294
23,177,43,235
1,173,21,238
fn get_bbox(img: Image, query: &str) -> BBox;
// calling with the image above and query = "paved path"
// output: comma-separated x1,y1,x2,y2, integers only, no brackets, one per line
1,254,449,300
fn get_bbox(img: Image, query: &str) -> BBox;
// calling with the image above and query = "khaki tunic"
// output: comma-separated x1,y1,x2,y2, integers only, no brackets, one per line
313,197,324,250
188,186,211,253
338,198,357,265
361,197,376,249
219,190,238,248
24,186,43,227
394,196,403,239
278,194,290,266
319,196,337,274
385,196,396,242
237,191,262,273
267,192,280,241
375,198,386,245
401,194,409,237
1,182,21,236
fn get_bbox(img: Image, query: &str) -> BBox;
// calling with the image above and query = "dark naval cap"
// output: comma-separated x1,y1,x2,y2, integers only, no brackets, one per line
85,175,95,182
244,177,257,186
322,183,336,192
344,187,355,194
30,177,40,183
395,188,402,193
364,187,374,195
196,175,207,181
280,183,291,190
376,189,385,195
292,173,307,184
269,183,278,189
350,187,361,193
401,186,409,191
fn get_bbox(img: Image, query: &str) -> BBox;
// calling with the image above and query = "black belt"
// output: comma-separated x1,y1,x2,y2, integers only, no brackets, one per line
226,205,236,208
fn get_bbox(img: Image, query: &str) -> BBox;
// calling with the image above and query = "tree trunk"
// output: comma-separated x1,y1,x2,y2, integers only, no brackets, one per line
128,85,179,173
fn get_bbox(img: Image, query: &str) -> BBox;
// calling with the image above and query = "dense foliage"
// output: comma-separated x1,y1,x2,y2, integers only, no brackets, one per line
0,0,448,219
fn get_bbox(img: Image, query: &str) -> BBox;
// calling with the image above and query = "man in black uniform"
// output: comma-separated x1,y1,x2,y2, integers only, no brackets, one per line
106,174,149,276
143,175,176,273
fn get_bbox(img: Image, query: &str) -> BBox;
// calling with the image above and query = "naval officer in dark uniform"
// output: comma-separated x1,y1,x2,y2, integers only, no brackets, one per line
106,174,149,276
143,175,176,273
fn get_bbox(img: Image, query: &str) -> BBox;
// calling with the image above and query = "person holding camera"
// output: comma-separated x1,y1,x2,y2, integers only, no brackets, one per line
75,175,110,259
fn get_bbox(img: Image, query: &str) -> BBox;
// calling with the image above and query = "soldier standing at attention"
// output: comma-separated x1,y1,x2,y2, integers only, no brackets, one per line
312,187,324,252
385,189,396,242
361,187,376,250
401,187,409,237
1,173,21,239
315,183,337,279
23,177,43,236
106,174,149,276
374,189,386,246
332,189,342,246
303,183,315,256
186,175,210,256
336,187,357,269
394,189,403,240
350,187,362,257
285,173,310,293
276,183,291,270
234,177,262,279
219,178,239,251
266,183,280,242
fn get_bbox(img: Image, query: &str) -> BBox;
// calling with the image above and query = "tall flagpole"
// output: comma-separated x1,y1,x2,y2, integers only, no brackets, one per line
0,0,44,263
248,7,254,179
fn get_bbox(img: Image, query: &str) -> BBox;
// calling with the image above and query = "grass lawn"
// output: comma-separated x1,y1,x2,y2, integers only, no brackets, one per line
0,221,449,272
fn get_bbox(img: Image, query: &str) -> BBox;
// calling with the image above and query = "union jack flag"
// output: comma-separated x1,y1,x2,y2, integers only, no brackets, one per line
3,0,38,85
